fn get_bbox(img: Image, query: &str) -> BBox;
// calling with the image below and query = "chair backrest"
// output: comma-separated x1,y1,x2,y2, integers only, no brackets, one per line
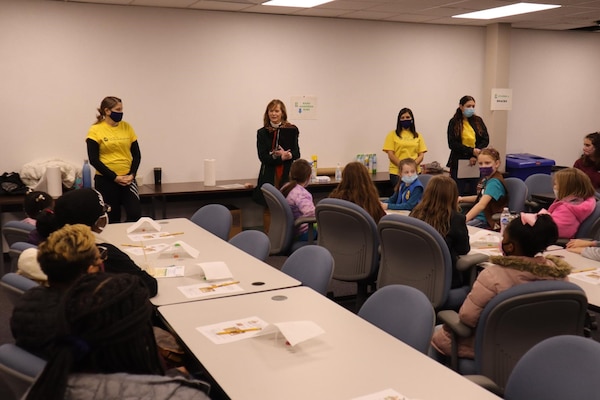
2,221,35,247
0,343,47,400
376,214,452,309
358,285,435,354
575,199,600,240
504,335,600,400
261,183,295,255
0,272,39,306
280,245,334,295
523,173,553,202
315,198,379,282
474,280,587,392
503,177,528,213
190,204,232,240
8,242,38,274
418,173,433,190
228,230,271,261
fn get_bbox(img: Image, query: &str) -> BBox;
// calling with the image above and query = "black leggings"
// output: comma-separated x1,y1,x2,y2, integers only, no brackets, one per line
94,175,141,223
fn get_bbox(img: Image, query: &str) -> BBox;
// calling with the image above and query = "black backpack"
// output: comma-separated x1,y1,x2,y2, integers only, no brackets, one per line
0,172,29,195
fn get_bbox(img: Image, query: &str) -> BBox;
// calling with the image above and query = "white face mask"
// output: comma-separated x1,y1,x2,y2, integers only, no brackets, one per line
553,188,559,199
95,213,109,232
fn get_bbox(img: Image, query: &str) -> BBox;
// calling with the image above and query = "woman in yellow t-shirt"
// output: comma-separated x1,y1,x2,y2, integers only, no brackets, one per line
86,96,141,223
382,107,427,188
446,95,489,196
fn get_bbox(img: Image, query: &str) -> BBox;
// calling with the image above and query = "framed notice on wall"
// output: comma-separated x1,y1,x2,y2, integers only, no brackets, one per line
290,96,317,120
491,88,512,110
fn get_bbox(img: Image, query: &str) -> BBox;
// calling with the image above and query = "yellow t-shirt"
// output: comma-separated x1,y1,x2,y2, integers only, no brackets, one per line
461,119,476,148
382,129,428,174
86,121,137,176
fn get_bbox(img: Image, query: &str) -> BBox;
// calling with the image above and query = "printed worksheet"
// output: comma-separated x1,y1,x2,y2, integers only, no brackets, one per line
150,265,185,278
177,281,243,299
127,231,183,242
570,268,600,285
197,316,269,344
124,243,170,257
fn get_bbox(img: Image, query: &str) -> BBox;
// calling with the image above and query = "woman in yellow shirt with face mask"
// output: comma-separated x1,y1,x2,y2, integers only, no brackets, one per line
446,95,490,196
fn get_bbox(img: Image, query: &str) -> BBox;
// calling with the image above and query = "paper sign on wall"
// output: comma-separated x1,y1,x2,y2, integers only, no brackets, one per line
290,96,317,120
491,88,512,110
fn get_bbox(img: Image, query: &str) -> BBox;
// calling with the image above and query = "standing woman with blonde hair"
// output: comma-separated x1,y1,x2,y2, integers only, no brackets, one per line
447,95,489,195
411,175,470,287
252,99,300,206
86,96,141,223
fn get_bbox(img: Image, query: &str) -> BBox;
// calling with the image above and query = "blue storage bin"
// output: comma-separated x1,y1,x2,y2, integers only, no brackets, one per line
505,153,555,180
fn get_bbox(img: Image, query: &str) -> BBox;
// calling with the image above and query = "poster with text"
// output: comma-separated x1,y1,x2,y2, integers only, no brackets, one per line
290,96,317,120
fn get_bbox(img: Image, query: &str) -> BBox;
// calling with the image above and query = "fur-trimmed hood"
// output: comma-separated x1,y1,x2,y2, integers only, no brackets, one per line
489,255,572,279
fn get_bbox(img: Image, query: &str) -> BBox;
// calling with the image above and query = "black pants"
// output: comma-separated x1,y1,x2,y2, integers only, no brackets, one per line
94,175,141,223
450,169,479,196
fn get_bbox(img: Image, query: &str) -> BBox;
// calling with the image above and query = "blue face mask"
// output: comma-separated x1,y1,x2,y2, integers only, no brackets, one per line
400,120,412,129
110,111,123,123
402,175,418,184
463,108,475,118
480,167,494,177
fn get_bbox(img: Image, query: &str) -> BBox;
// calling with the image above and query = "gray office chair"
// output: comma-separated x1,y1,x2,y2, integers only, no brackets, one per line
2,221,35,247
358,285,435,354
0,272,39,306
315,198,379,309
438,280,587,394
504,335,600,400
504,177,528,213
228,230,271,261
190,204,232,240
280,245,334,296
523,173,553,211
260,183,315,255
0,343,46,400
377,214,481,310
574,199,600,240
8,242,37,274
418,173,433,191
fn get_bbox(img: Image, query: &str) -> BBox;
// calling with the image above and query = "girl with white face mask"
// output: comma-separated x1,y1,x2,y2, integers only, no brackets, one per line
381,158,424,211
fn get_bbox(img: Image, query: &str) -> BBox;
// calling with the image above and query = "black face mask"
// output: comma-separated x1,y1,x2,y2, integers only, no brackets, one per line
109,111,123,123
501,241,512,256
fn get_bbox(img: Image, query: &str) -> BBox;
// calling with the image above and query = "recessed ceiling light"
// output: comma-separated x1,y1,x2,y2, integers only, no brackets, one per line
453,2,560,20
262,0,334,7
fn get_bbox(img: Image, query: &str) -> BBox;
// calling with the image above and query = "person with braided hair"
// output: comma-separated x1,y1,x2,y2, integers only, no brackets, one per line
11,224,105,359
25,273,211,400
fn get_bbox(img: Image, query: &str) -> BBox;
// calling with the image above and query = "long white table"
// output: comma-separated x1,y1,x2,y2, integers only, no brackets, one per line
159,286,500,400
101,218,300,306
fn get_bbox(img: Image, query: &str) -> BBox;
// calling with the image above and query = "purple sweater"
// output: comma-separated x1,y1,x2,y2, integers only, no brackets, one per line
285,185,315,235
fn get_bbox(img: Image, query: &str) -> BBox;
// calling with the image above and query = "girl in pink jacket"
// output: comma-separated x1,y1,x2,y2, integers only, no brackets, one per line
548,168,596,238
431,214,571,359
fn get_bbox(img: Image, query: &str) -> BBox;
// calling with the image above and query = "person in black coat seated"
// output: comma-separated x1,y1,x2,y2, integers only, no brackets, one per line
11,224,105,359
33,188,157,297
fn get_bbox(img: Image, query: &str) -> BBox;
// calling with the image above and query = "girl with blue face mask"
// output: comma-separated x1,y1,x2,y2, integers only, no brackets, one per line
382,108,428,190
381,158,424,211
446,95,490,196
457,147,508,230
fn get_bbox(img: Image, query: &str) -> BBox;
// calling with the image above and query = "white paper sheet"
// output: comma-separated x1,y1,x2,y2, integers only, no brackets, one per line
570,268,600,284
161,241,199,259
177,280,243,299
197,261,233,280
264,320,325,347
124,242,170,256
196,316,268,344
151,265,185,278
126,217,162,233
457,159,481,179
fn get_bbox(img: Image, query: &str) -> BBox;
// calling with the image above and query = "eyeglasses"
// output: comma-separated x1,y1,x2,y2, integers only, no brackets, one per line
97,246,108,261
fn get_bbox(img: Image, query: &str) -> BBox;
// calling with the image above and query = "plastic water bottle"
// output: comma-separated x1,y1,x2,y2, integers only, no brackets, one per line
82,159,92,188
310,161,317,182
372,154,377,174
335,163,342,181
500,207,510,234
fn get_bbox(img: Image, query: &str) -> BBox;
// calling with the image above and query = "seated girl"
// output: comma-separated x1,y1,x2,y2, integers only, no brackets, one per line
329,161,386,223
431,214,570,360
410,175,470,288
382,158,424,211
548,167,596,239
280,159,316,241
458,147,507,230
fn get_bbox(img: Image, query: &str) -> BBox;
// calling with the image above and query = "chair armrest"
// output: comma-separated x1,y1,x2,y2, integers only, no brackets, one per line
437,310,472,338
464,375,503,396
295,217,317,244
456,253,489,272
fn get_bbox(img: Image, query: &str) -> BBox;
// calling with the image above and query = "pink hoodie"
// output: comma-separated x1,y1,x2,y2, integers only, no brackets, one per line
548,196,596,238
